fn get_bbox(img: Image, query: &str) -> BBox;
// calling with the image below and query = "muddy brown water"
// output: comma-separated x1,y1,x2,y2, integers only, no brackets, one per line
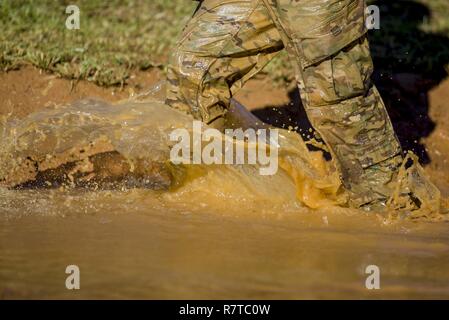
1,69,449,299
2,188,449,299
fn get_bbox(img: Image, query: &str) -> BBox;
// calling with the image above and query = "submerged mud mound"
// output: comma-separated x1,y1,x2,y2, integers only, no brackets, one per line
0,90,445,219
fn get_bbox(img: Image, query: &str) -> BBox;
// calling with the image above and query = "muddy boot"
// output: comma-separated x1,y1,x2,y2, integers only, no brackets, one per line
207,116,226,132
350,152,441,215
386,152,441,215
346,154,404,212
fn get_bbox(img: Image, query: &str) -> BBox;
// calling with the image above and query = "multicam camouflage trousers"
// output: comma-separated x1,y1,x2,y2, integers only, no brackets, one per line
166,0,403,208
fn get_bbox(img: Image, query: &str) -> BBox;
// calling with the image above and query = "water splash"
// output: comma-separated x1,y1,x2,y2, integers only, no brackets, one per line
0,83,445,220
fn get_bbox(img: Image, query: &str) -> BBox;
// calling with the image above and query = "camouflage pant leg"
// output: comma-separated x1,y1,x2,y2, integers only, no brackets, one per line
168,0,404,207
166,0,283,125
262,0,403,206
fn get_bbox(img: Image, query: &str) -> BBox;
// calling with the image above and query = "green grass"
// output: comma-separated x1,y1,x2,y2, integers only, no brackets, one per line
0,0,196,86
0,0,448,86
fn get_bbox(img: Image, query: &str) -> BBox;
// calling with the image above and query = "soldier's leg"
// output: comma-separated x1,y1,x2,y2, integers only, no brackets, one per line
263,0,403,208
166,0,284,129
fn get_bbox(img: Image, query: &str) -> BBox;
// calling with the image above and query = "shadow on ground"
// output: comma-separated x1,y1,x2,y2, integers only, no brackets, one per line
252,0,449,164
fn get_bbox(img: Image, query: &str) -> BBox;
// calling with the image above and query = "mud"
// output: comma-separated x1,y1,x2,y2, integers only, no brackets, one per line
1,66,449,299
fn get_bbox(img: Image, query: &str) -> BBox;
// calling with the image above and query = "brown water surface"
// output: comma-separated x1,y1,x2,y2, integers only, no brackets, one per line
1,187,449,299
